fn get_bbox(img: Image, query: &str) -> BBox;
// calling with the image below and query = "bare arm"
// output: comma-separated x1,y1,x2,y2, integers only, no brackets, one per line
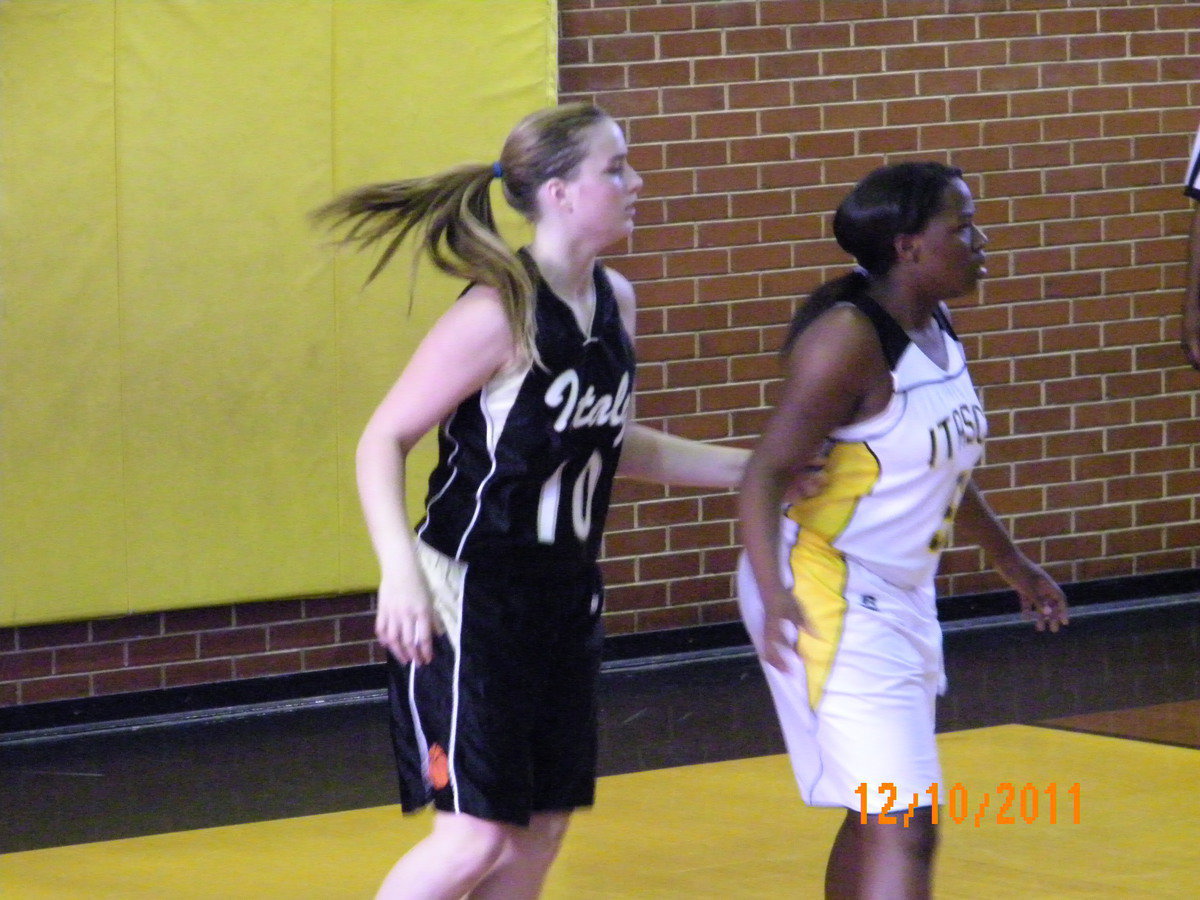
1181,206,1200,369
617,424,748,488
357,287,515,663
953,480,1069,632
738,307,887,669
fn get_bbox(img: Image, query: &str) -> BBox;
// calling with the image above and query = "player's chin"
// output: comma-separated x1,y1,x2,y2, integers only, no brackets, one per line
603,220,635,246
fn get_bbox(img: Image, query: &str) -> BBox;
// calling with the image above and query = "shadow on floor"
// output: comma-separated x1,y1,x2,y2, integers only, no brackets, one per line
1,600,1197,853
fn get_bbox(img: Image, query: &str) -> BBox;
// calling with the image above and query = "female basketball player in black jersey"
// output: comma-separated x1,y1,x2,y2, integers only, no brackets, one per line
314,104,748,899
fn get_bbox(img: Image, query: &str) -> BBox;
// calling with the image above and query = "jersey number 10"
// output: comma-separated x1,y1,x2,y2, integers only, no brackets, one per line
537,450,604,545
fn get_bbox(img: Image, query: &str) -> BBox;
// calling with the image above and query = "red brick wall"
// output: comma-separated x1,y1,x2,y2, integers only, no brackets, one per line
560,0,1200,634
0,595,381,708
3,0,1198,708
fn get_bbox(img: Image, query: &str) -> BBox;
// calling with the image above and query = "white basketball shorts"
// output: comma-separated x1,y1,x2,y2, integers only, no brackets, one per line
737,521,945,815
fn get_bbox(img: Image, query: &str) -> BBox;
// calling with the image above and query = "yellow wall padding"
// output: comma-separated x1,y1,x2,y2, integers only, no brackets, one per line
0,0,556,626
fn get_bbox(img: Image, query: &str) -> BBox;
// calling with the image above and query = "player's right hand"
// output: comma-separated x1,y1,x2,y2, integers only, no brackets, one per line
761,588,811,672
375,575,436,666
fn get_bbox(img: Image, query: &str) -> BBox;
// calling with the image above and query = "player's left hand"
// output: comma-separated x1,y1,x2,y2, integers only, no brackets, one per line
1006,559,1069,632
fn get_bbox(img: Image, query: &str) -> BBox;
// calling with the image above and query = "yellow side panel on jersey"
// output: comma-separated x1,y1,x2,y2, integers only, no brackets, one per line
786,441,881,542
0,1,555,626
788,531,849,710
783,441,880,708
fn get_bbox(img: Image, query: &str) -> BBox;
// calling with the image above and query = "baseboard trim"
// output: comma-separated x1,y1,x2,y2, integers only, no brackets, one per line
0,665,386,743
3,569,1197,742
937,567,1200,621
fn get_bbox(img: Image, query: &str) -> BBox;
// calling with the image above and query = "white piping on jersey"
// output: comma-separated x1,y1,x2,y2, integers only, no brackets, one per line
834,377,906,443
407,664,431,790
833,338,970,444
416,410,462,544
538,462,565,543
899,360,970,393
447,563,467,813
1187,128,1200,195
453,363,526,559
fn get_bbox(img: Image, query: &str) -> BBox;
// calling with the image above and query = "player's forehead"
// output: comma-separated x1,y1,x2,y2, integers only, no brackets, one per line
576,118,627,166
935,179,975,219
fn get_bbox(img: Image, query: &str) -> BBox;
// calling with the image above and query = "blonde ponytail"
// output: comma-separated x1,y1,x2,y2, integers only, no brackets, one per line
313,102,611,368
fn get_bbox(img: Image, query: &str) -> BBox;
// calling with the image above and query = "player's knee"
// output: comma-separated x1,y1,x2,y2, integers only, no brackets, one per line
517,812,571,859
430,816,511,875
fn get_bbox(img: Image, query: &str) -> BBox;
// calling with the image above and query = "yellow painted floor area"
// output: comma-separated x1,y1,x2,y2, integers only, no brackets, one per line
1,724,1196,898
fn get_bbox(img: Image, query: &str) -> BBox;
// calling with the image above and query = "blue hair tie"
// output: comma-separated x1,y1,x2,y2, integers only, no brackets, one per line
492,161,504,179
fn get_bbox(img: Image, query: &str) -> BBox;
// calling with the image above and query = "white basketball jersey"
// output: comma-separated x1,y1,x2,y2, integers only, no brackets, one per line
786,298,985,590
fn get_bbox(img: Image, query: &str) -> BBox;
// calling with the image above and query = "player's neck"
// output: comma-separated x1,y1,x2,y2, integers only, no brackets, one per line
527,238,597,308
867,279,938,333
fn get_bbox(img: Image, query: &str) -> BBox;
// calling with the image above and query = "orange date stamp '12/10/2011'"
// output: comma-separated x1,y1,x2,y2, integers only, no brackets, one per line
855,782,1082,826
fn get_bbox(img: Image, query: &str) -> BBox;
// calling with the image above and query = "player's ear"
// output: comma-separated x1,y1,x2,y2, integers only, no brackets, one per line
894,231,920,264
538,177,571,213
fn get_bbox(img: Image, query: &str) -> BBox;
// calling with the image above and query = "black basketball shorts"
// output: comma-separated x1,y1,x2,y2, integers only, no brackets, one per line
385,543,604,826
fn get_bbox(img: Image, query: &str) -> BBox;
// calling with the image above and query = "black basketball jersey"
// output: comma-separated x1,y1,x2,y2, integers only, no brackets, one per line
416,254,637,565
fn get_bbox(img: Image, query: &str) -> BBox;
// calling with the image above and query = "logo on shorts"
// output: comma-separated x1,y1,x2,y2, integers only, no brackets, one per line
861,594,879,611
427,742,450,790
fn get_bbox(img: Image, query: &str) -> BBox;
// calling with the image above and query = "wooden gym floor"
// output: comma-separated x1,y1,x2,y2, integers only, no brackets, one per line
1,598,1198,897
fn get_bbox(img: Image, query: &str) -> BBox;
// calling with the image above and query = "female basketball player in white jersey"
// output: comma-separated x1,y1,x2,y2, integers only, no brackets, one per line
737,162,1069,899
314,104,748,899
